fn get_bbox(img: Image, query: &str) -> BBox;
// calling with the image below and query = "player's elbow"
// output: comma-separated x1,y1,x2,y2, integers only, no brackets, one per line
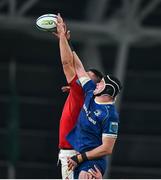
102,147,113,155
106,148,113,155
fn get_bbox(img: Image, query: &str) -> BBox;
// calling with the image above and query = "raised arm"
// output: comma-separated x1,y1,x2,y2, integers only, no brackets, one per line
54,14,75,83
73,51,89,80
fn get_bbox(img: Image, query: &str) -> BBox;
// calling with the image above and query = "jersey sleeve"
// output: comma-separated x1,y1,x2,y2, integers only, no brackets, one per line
79,77,96,94
102,113,119,138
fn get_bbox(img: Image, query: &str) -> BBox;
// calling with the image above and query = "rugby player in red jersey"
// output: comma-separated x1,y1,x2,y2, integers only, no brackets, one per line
53,14,103,179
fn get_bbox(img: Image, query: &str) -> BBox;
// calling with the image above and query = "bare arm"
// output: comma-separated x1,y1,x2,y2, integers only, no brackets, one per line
59,34,75,83
73,51,89,79
86,136,116,159
67,137,116,171
54,14,75,83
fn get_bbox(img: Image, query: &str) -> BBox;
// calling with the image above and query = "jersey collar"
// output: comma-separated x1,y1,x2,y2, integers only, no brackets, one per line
94,99,114,105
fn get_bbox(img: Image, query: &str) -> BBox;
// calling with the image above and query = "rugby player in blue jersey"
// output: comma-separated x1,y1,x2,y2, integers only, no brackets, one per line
54,14,122,179
66,52,122,179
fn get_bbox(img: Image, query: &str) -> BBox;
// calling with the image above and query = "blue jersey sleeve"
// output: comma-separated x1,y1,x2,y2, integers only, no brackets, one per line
83,80,96,94
101,112,119,138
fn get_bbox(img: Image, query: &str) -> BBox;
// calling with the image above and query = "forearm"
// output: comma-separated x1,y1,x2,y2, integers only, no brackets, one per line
68,143,114,172
70,137,116,165
86,144,113,160
70,145,112,166
85,137,116,160
59,34,74,66
73,51,88,79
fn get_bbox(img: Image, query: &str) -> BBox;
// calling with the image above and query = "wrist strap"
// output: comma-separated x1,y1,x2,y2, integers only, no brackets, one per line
81,153,88,161
71,153,88,165
71,155,79,164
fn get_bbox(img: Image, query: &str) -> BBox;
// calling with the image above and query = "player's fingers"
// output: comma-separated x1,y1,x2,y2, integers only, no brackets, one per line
67,159,71,166
67,157,72,164
52,32,59,38
57,13,61,18
68,163,73,171
71,166,75,171
88,169,96,176
94,165,99,172
87,172,93,179
67,161,72,168
57,13,61,23
68,165,73,171
63,22,67,31
57,22,65,31
67,159,73,167
84,174,88,179
86,172,93,179
57,13,63,23
53,20,57,27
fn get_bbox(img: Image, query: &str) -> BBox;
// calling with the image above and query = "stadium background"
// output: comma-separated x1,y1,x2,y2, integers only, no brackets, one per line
0,0,161,178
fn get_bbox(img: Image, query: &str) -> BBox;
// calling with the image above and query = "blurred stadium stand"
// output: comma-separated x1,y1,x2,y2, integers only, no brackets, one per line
0,0,161,178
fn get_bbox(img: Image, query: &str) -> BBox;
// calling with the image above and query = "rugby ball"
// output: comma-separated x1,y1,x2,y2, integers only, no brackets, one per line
36,14,57,32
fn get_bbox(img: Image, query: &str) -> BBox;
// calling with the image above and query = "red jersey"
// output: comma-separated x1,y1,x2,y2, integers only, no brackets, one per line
59,75,84,149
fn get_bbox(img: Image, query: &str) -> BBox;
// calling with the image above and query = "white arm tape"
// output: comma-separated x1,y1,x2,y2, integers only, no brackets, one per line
102,133,117,138
79,77,91,87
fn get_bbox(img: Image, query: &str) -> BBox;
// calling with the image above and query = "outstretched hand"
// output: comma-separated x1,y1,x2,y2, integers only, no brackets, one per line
52,13,70,40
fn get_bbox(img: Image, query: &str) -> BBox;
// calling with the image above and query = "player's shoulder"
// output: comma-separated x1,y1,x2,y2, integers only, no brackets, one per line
98,104,118,121
108,104,119,117
70,76,83,89
83,79,96,92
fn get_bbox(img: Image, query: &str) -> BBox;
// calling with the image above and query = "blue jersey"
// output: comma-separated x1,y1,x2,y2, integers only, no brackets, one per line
67,80,119,153
67,79,119,176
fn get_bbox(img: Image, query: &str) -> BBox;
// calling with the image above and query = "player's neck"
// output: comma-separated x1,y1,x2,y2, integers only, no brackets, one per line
95,95,114,104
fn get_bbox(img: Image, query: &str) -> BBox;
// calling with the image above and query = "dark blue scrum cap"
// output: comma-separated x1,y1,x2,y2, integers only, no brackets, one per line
101,75,122,98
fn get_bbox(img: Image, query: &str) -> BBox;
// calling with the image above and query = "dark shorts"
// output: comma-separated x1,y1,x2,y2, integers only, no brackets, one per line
74,158,107,179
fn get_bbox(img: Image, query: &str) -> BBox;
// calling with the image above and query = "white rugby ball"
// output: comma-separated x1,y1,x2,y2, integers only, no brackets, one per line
36,14,57,31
